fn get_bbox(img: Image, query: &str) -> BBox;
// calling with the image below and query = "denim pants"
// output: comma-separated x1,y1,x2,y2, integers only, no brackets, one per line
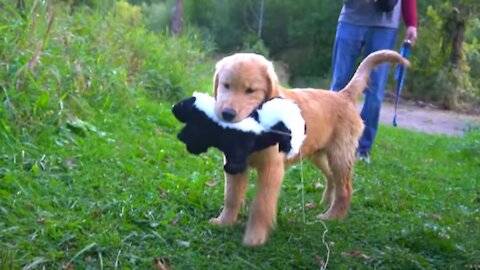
330,22,397,153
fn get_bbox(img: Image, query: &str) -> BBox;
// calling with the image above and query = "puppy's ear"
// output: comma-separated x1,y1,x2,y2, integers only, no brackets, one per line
265,61,279,98
213,56,228,98
213,70,219,98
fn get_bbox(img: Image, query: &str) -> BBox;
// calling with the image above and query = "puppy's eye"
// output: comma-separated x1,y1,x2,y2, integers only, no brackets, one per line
224,83,230,89
246,88,255,94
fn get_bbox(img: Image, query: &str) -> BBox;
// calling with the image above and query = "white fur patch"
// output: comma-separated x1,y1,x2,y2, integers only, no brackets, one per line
192,92,305,158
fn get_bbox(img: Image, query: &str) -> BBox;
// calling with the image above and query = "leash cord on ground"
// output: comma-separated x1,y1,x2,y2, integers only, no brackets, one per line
299,150,330,270
264,128,330,269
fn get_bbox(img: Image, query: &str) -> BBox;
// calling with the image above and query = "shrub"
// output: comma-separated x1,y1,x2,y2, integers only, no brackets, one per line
140,0,173,33
407,4,480,109
185,0,342,83
242,35,270,57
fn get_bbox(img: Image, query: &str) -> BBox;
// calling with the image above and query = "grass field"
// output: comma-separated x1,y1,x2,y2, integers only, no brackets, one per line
1,1,479,269
1,91,479,269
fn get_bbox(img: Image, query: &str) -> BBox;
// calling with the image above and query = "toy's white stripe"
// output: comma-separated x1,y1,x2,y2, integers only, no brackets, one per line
192,92,264,134
258,98,305,158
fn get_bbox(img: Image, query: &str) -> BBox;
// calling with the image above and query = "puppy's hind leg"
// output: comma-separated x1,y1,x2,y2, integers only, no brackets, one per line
210,169,248,226
311,152,335,207
317,147,355,220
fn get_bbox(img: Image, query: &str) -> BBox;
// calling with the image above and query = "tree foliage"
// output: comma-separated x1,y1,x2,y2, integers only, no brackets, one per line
408,0,480,109
8,0,480,109
185,0,480,108
185,0,342,85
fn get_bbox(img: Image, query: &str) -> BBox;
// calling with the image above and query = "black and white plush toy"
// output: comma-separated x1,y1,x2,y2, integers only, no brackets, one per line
172,92,306,174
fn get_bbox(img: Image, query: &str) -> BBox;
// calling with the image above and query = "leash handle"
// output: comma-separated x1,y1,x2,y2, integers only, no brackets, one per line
393,40,411,127
395,40,411,80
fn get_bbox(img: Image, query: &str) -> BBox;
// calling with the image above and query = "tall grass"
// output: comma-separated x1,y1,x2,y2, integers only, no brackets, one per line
0,0,212,149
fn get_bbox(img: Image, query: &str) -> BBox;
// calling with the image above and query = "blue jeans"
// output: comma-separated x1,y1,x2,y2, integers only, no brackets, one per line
330,22,397,153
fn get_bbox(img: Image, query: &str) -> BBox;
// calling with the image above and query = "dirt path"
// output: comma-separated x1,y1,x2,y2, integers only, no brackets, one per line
374,102,480,136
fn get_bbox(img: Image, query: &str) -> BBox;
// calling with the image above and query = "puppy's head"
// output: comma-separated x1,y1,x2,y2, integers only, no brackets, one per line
213,53,279,123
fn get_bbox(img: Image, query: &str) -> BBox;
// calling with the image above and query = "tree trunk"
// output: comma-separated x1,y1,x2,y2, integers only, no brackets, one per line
171,0,183,36
450,8,466,67
257,0,264,38
441,6,467,109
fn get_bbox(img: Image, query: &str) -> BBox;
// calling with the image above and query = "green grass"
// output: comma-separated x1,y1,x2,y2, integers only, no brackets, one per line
1,92,479,269
1,1,479,269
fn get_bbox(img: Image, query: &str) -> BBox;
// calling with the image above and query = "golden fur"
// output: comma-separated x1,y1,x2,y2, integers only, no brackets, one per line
210,50,410,246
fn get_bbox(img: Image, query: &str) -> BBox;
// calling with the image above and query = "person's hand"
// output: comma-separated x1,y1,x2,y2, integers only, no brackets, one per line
405,26,417,46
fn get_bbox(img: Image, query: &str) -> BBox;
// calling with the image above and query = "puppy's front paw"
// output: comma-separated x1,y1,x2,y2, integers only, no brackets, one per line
316,213,333,220
209,216,236,226
243,228,268,246
316,210,345,220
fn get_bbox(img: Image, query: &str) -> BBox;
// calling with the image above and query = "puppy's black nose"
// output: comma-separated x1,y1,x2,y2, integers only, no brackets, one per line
221,108,237,121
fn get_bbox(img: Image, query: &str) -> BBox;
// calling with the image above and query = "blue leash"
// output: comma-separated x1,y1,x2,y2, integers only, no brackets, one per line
393,41,411,127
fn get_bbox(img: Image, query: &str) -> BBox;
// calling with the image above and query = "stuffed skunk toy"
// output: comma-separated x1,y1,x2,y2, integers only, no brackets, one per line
172,92,306,174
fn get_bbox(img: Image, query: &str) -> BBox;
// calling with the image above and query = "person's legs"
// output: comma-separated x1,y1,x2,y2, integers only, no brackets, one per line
358,26,398,154
330,22,366,91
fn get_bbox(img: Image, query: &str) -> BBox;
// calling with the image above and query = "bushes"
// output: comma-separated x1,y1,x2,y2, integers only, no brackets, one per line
183,0,480,108
139,0,174,33
185,0,342,83
407,3,480,110
0,0,212,145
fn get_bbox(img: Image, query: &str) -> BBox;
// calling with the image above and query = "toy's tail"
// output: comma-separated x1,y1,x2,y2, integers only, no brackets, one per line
339,50,410,103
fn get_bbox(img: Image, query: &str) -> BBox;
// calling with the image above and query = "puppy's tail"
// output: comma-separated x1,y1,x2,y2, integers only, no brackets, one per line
339,50,410,103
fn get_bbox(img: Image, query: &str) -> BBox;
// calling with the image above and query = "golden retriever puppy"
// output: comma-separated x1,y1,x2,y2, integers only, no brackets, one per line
210,50,409,246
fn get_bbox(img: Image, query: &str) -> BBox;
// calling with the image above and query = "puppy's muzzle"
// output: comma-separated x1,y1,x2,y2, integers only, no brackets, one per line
221,108,237,122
